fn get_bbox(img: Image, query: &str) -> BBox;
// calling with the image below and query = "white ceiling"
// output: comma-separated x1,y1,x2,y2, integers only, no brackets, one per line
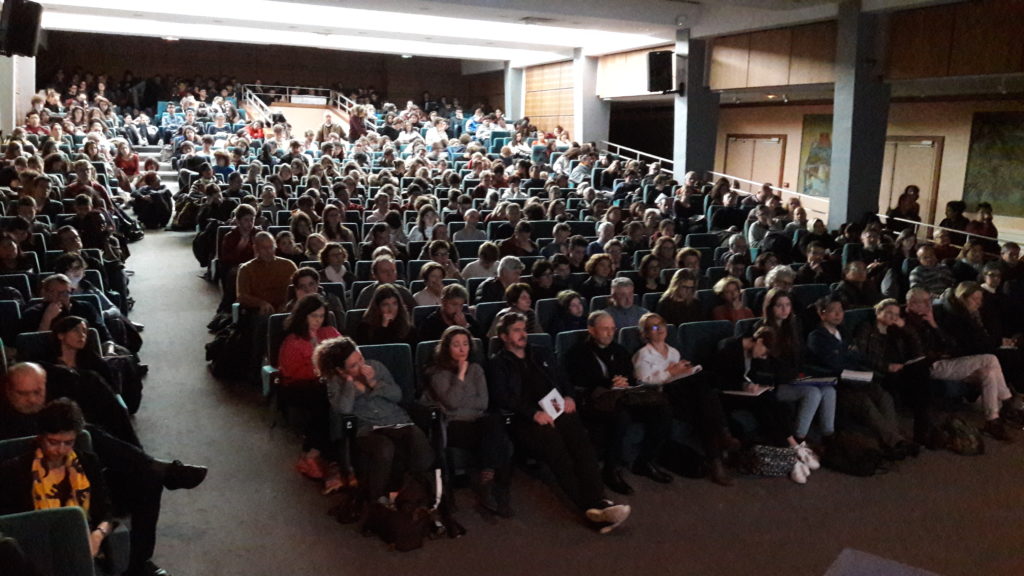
35,0,949,67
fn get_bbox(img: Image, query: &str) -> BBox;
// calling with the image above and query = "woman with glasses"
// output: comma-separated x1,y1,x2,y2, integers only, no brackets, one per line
657,268,705,325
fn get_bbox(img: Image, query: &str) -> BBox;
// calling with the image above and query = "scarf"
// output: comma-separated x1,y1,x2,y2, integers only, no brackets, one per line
31,447,91,512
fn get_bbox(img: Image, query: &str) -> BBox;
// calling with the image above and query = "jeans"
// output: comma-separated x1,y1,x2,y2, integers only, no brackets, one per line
776,382,836,439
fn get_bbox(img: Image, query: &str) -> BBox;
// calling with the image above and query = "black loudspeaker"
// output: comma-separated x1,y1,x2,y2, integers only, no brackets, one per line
647,50,673,93
0,0,43,57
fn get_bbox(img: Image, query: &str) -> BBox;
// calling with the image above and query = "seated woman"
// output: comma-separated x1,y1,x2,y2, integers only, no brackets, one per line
547,289,587,337
632,313,737,485
314,336,435,506
710,275,753,323
318,242,353,288
578,253,613,301
834,260,881,309
277,294,348,491
487,283,542,337
806,295,916,459
634,254,665,298
321,205,356,244
414,262,446,307
528,260,561,301
651,236,677,271
425,326,513,517
356,284,414,345
498,220,539,258
657,268,705,325
756,289,835,451
407,204,439,243
274,231,307,267
951,239,988,285
0,399,114,562
713,327,814,484
423,240,462,280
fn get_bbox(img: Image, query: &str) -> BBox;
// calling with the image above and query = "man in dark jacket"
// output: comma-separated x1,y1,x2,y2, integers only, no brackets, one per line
20,274,112,343
486,313,631,534
566,311,672,494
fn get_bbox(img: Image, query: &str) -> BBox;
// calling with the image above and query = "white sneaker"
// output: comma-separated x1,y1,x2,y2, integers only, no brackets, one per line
790,461,810,485
795,442,821,471
586,503,631,534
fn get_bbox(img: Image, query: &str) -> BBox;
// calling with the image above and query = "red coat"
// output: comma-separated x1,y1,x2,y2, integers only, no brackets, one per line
277,326,341,385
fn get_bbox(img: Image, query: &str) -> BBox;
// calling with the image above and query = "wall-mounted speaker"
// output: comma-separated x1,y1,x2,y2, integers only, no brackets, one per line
647,50,673,93
0,0,43,58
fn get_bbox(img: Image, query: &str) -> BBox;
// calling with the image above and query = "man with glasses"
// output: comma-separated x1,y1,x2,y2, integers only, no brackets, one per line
20,274,112,344
604,277,648,330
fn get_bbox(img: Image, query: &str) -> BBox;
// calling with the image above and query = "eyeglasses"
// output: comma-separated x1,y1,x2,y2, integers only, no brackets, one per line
647,324,664,332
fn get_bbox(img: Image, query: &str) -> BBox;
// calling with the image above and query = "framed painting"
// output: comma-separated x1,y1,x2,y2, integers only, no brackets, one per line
797,114,833,198
964,112,1024,217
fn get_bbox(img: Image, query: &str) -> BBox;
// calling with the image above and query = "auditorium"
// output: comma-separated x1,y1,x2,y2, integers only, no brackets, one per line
1,0,1024,575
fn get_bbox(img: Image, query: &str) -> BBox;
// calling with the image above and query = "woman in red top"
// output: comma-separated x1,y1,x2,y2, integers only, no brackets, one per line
278,294,347,491
113,140,139,191
245,120,265,140
710,276,754,323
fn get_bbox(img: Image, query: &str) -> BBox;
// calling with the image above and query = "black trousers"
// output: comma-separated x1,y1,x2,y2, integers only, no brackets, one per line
514,412,605,510
665,373,730,455
445,413,511,479
590,398,672,469
881,361,935,443
87,425,162,572
721,389,795,447
276,384,331,456
355,426,435,501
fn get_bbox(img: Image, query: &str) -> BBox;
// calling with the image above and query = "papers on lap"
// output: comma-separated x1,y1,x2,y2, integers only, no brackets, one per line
792,376,838,387
841,369,874,383
539,388,565,420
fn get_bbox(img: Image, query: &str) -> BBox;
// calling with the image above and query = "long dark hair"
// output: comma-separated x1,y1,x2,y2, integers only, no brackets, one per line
284,294,327,339
762,288,797,357
432,325,474,373
364,284,411,338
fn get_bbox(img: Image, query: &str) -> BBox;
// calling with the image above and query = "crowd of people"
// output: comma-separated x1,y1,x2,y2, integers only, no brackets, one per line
3,73,1024,568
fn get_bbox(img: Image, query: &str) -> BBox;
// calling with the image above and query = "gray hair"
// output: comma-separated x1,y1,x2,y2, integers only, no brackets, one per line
764,264,795,288
497,256,524,275
587,310,612,327
611,276,634,290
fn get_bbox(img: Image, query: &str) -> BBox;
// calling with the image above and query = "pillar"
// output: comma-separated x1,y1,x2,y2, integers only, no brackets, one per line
827,0,891,229
504,64,524,122
673,29,719,180
0,54,35,133
572,48,610,144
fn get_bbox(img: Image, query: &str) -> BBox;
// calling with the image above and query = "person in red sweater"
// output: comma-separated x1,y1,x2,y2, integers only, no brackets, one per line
277,294,347,492
216,204,257,313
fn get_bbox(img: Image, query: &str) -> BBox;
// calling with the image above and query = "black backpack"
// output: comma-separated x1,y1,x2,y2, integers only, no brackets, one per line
205,325,256,382
823,430,886,476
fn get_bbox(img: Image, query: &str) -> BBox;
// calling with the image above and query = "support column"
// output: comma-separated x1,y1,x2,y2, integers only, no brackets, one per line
503,64,524,121
827,0,891,229
0,54,35,134
572,48,610,144
673,29,719,180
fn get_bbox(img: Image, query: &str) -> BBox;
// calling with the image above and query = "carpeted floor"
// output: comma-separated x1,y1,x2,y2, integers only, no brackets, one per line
127,230,1024,576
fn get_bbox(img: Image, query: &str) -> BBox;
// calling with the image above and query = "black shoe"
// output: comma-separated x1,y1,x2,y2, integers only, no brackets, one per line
602,467,633,495
631,461,673,484
131,321,145,332
158,460,208,490
494,484,515,518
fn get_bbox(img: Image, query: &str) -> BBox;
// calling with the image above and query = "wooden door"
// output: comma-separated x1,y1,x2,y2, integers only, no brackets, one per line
879,137,944,232
723,135,787,194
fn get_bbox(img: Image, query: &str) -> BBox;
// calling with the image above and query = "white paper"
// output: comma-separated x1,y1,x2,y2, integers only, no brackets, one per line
841,369,874,383
538,388,565,420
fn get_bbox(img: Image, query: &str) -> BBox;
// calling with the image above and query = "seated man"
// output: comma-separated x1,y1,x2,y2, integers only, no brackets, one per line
794,241,840,286
237,231,297,317
217,204,257,313
0,363,206,576
908,245,954,298
417,283,482,342
566,311,672,494
21,274,113,345
604,277,648,330
475,256,524,304
452,209,487,242
710,192,747,232
353,255,416,311
486,313,631,534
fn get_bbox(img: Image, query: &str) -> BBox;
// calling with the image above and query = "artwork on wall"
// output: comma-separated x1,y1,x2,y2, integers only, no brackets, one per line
797,114,833,198
964,112,1024,218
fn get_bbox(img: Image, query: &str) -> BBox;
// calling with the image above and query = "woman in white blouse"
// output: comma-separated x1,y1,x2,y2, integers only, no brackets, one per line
414,262,446,307
632,312,739,486
632,312,701,386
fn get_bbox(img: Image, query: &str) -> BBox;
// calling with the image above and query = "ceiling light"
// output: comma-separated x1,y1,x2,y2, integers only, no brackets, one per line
162,36,178,41
401,54,412,59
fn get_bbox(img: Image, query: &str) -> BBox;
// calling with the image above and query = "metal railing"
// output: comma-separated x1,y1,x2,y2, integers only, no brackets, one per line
240,84,377,131
600,141,674,175
240,85,272,124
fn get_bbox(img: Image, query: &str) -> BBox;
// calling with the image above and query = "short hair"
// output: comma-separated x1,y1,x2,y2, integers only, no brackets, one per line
712,275,742,296
587,309,612,327
371,255,396,275
291,266,320,286
41,274,72,289
874,298,900,314
234,203,256,219
497,255,524,275
313,336,358,377
495,311,527,335
37,398,85,436
610,276,633,290
419,261,445,281
752,326,775,348
814,294,845,314
441,283,469,302
764,264,795,287
584,253,612,275
504,282,532,305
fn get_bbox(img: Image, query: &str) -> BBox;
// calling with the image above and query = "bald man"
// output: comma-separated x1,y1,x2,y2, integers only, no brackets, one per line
1,363,206,576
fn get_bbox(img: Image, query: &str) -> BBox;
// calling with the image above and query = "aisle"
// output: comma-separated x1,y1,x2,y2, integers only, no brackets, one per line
121,230,1024,576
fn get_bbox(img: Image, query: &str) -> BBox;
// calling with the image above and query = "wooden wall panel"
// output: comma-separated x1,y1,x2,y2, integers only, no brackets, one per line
747,28,792,88
886,5,955,79
710,34,750,90
788,21,836,85
948,0,1024,76
596,44,674,98
524,60,573,135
